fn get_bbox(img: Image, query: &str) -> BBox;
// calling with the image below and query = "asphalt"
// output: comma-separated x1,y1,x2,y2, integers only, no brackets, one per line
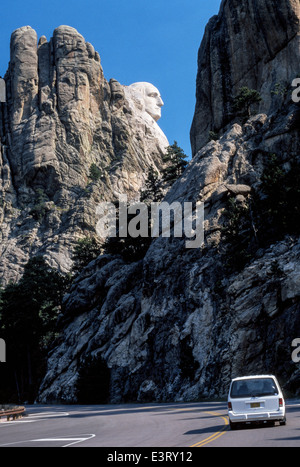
0,400,299,449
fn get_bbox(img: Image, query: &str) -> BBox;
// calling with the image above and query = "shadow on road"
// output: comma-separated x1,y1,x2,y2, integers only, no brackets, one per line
184,423,226,436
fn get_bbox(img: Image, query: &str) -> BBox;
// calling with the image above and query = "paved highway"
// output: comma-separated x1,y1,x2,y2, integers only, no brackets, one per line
0,401,300,449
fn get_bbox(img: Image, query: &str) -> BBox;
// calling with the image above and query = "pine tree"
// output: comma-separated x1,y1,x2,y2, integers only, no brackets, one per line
233,86,262,118
140,166,164,204
161,141,188,185
102,203,152,262
72,237,100,274
0,256,70,402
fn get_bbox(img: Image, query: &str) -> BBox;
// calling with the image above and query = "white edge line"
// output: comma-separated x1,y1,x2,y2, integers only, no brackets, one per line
0,434,96,448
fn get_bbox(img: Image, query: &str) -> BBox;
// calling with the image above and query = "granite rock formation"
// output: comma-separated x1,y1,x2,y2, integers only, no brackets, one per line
0,25,168,284
1,1,300,404
37,0,300,402
37,105,300,402
190,0,300,154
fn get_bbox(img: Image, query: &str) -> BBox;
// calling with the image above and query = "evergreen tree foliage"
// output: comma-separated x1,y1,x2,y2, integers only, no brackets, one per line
161,141,188,185
233,86,262,118
140,167,164,204
30,188,49,222
221,197,257,271
255,154,300,244
102,202,152,262
221,154,300,272
72,237,100,274
88,163,102,182
0,257,70,402
102,142,189,262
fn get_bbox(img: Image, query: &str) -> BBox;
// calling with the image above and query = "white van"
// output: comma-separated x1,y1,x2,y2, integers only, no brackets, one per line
228,375,286,429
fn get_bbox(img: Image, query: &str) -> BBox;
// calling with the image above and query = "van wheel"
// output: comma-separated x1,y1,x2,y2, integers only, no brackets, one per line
279,418,286,426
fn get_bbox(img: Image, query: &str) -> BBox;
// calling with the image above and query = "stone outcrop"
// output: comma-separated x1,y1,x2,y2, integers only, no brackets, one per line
0,26,168,284
190,0,300,154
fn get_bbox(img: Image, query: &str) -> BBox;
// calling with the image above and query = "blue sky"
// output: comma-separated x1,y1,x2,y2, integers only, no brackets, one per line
0,0,222,157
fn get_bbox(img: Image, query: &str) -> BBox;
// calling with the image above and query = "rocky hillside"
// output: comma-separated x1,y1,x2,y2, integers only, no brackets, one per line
36,0,300,403
0,25,168,284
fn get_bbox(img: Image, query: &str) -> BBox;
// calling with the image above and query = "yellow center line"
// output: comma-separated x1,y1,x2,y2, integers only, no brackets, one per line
190,411,229,448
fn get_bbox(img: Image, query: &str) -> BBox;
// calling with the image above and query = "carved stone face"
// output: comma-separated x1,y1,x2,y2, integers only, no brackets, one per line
129,82,164,121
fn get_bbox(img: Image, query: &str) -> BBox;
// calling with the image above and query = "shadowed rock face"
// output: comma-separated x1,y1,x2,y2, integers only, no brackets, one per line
0,25,168,283
190,0,300,155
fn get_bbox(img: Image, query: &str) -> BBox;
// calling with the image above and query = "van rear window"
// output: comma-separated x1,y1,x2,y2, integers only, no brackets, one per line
230,378,278,398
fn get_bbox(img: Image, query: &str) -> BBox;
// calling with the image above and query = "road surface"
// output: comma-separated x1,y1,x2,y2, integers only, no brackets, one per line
0,400,300,449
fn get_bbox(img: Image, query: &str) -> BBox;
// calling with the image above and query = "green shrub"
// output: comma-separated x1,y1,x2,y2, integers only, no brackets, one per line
30,189,48,222
89,163,102,182
232,86,262,118
208,131,219,141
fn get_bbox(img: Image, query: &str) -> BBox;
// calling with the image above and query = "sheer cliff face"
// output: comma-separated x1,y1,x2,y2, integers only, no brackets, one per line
0,26,168,283
190,0,300,155
37,2,300,404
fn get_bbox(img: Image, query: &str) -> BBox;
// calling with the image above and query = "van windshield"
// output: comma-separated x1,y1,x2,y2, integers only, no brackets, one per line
230,378,279,398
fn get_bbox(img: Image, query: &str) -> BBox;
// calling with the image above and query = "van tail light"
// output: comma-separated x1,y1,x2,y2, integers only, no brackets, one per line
279,398,283,407
228,402,232,410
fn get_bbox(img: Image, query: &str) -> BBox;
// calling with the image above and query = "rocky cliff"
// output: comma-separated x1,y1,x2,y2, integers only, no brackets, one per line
0,25,168,284
1,0,300,404
37,0,300,403
37,110,300,403
190,0,300,154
